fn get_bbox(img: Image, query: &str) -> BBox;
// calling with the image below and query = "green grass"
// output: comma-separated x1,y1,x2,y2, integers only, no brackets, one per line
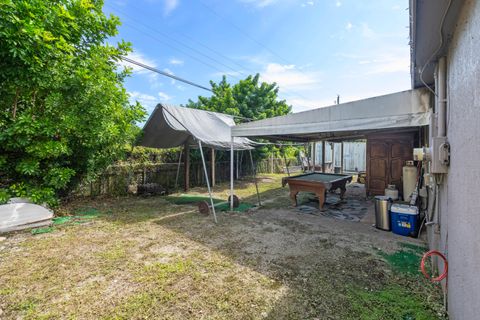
216,202,255,212
31,227,55,235
348,284,439,320
377,242,427,275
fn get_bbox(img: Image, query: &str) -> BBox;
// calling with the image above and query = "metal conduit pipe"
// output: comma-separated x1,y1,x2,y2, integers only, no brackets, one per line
437,56,447,138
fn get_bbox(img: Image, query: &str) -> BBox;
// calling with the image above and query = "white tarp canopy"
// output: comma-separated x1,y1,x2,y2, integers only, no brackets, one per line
231,88,431,141
139,104,254,150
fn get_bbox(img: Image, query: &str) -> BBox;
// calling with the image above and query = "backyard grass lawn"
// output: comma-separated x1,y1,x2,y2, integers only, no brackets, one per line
0,174,446,319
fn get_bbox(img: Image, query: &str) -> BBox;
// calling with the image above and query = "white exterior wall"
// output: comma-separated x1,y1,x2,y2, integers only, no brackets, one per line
437,1,480,318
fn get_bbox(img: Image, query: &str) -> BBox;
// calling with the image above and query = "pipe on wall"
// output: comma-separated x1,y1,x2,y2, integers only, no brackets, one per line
437,56,447,138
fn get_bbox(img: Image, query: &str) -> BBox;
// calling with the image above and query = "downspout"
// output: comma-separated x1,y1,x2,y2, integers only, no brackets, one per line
437,57,447,138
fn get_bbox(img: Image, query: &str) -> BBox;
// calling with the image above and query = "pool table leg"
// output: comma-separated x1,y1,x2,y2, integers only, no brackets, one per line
316,191,326,209
339,186,347,199
289,191,298,206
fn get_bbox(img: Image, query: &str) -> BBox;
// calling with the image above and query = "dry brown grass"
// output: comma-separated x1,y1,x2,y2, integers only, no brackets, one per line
0,175,445,319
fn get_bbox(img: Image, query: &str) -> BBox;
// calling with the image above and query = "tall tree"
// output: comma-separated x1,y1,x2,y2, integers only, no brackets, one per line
185,74,294,161
185,74,291,121
0,0,145,205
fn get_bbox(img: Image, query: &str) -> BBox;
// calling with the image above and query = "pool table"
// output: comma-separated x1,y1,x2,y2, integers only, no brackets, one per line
282,172,353,208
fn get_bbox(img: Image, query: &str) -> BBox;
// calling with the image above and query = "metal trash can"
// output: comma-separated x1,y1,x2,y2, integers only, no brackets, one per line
374,196,392,231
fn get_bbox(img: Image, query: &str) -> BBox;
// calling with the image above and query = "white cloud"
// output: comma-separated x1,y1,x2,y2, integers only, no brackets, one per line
361,23,375,39
128,91,158,114
364,55,410,75
158,91,173,101
337,45,409,76
345,22,353,30
258,63,325,111
129,91,156,104
239,0,279,8
301,1,314,7
164,0,179,15
119,51,165,89
335,0,341,7
169,58,184,65
119,51,157,74
162,68,177,85
260,63,321,90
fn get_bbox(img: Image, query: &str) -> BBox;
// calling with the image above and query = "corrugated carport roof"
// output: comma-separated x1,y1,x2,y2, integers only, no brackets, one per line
231,88,431,142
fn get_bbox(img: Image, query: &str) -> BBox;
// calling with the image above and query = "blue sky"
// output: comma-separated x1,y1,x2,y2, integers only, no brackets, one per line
104,0,410,116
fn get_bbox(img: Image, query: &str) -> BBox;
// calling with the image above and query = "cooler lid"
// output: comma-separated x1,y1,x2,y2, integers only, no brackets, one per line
390,203,419,215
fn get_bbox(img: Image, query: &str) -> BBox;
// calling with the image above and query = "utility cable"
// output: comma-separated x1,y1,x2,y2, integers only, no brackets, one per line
120,56,212,92
107,2,316,106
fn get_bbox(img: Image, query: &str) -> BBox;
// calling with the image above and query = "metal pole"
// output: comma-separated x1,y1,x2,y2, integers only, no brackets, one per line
236,150,239,179
249,149,261,206
321,141,326,173
312,142,316,171
340,142,344,174
184,143,190,192
174,149,183,191
282,146,290,176
198,141,217,223
230,137,234,210
210,148,215,187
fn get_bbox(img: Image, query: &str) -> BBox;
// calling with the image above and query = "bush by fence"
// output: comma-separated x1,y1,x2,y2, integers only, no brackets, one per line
75,158,299,197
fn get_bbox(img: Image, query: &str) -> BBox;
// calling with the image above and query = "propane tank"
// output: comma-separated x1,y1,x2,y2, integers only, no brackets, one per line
403,161,417,202
384,184,399,201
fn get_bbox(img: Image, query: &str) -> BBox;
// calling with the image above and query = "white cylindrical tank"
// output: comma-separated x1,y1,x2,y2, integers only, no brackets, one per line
384,184,399,200
403,161,418,202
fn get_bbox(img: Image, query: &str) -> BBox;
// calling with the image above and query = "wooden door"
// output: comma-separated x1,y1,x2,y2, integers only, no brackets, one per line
366,133,414,196
367,141,389,195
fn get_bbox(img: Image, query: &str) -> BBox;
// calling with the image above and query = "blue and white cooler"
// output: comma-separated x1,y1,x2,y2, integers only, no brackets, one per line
390,203,419,237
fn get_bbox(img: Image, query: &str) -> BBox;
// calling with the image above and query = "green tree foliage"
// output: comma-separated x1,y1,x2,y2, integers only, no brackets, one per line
0,0,145,205
185,74,296,161
185,74,291,121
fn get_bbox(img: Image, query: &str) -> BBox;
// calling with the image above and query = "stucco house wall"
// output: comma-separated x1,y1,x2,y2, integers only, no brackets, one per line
438,0,480,318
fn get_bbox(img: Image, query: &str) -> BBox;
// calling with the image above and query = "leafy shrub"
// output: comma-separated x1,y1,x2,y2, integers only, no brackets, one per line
0,0,145,206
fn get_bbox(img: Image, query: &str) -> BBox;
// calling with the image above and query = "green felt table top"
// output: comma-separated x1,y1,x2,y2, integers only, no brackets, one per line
287,173,351,183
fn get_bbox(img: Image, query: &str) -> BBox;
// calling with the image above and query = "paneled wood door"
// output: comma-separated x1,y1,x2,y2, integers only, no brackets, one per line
366,133,414,196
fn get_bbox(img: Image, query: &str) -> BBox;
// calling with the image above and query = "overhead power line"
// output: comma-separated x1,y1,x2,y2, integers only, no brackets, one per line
199,1,302,68
106,2,315,105
120,56,212,92
106,3,244,81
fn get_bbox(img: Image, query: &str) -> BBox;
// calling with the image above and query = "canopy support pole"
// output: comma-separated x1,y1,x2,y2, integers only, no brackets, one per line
340,142,344,174
230,137,234,210
312,142,316,171
198,141,217,223
184,143,190,192
321,141,326,173
282,146,290,176
210,148,215,187
174,149,183,191
236,151,239,179
248,149,261,206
